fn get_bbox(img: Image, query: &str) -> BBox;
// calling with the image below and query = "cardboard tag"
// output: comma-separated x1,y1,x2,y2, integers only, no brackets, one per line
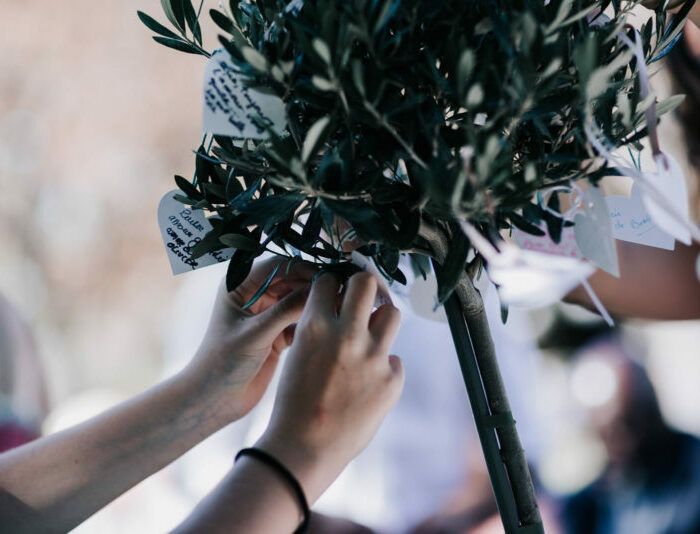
158,190,233,275
203,49,287,138
606,184,675,250
574,187,620,277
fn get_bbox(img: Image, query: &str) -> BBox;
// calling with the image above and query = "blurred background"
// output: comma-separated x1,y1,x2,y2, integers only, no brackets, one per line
1,2,699,533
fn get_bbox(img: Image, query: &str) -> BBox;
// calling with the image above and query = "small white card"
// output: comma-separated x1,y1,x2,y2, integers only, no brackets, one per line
158,190,234,275
606,184,675,250
203,49,287,138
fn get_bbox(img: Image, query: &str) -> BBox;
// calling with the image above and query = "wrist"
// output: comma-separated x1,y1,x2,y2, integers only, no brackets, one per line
254,431,346,505
178,359,247,426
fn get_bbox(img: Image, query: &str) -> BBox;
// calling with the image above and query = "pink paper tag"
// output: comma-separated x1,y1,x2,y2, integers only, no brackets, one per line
512,225,582,259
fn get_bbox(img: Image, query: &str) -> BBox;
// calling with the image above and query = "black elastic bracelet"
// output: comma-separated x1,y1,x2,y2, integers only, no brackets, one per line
235,447,310,533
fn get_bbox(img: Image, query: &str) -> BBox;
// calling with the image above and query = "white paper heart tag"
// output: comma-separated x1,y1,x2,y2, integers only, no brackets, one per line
642,152,692,245
461,221,594,308
512,225,582,259
158,190,234,275
408,272,448,323
203,49,287,138
574,187,620,277
606,184,675,250
489,247,595,308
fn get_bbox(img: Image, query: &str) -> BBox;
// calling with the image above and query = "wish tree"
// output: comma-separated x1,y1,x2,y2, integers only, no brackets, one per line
141,0,699,532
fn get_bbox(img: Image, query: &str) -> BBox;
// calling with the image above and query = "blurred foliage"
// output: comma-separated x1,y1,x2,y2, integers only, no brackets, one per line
140,0,692,299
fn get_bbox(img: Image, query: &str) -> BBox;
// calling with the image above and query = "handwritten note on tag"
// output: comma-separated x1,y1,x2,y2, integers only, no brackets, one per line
203,49,287,138
158,190,233,275
606,185,675,250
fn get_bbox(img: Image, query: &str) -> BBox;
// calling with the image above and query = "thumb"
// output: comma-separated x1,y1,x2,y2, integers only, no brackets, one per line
251,287,309,340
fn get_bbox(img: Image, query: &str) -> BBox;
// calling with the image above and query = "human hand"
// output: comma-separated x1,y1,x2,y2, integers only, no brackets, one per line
185,257,316,424
256,272,405,503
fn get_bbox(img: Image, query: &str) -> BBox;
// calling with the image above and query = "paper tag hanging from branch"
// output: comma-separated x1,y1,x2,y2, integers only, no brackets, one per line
574,186,620,277
585,30,700,249
642,152,692,245
158,190,234,274
606,183,675,250
203,49,287,138
461,221,595,308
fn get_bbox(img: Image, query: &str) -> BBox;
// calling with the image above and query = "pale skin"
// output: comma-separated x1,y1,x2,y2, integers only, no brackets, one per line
567,241,700,320
175,272,404,533
0,259,404,533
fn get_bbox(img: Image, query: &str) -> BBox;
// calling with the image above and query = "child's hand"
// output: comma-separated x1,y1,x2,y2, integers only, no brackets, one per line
257,272,405,503
186,257,315,424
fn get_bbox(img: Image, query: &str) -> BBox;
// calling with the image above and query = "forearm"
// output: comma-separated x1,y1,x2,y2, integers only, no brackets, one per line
567,241,700,320
0,366,230,532
174,458,303,534
174,435,343,534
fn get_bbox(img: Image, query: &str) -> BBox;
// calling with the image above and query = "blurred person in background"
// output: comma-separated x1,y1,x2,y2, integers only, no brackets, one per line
0,295,47,453
560,333,700,534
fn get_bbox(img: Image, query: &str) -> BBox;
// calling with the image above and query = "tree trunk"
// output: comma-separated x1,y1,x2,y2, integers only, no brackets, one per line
434,261,544,533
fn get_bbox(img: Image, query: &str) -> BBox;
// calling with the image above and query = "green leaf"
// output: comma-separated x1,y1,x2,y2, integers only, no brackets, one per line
190,231,225,260
456,49,475,95
302,116,331,163
300,205,323,247
210,9,234,33
161,0,185,33
311,75,335,92
351,60,365,97
544,0,573,35
174,175,203,199
219,233,260,250
183,0,202,44
153,36,203,55
510,213,546,236
137,11,181,40
312,38,332,65
226,250,254,292
241,46,268,71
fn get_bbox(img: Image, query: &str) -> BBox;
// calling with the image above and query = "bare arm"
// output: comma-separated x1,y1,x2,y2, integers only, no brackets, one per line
175,273,405,534
0,258,314,533
0,369,232,532
567,241,700,320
